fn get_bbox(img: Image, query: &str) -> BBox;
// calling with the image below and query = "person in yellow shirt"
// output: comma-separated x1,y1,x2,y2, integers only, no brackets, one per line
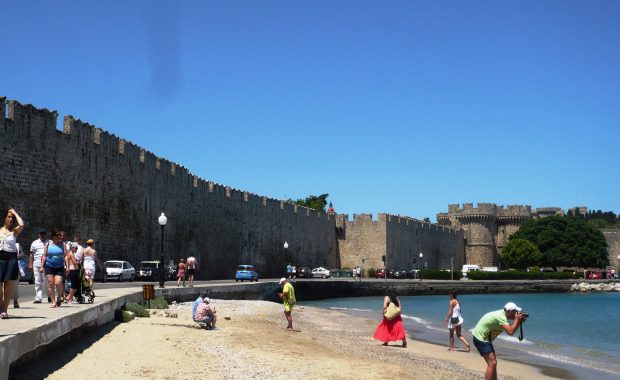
278,277,296,331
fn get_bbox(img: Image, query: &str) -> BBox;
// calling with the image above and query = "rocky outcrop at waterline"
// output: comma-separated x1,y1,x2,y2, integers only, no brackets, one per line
569,282,620,292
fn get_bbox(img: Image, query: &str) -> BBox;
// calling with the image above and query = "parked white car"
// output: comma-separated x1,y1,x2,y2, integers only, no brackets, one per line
311,267,331,278
104,260,136,282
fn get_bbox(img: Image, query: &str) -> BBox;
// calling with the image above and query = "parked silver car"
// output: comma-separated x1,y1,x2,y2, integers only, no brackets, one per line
311,267,331,278
104,260,136,282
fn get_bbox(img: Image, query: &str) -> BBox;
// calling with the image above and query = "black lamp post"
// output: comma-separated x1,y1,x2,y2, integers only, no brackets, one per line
283,241,289,274
419,252,424,281
158,212,167,288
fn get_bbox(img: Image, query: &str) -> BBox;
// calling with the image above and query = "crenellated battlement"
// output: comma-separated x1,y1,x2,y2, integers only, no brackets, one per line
449,203,498,216
0,96,345,279
1,97,335,221
343,212,461,235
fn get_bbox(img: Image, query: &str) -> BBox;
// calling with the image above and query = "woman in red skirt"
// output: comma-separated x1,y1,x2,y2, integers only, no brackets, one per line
373,291,407,348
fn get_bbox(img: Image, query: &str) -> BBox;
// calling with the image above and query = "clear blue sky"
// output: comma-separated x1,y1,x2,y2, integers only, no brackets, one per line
2,1,619,220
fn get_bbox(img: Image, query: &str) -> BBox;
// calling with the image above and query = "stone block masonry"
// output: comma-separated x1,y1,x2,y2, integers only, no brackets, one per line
0,97,339,279
337,213,464,272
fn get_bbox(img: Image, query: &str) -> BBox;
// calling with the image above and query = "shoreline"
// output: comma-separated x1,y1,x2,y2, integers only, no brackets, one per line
27,300,561,380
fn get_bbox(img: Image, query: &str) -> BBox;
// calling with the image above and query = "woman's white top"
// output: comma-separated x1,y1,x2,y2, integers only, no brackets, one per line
83,250,96,270
0,232,17,252
448,300,464,328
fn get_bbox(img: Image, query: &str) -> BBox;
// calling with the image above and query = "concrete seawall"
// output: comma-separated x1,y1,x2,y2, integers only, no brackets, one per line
4,279,618,379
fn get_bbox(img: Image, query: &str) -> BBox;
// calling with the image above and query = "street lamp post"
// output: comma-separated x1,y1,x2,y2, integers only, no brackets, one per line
158,212,167,288
451,256,454,281
419,252,424,281
283,241,289,276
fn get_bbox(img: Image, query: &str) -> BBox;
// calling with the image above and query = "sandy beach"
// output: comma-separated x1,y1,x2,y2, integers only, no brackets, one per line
41,300,558,380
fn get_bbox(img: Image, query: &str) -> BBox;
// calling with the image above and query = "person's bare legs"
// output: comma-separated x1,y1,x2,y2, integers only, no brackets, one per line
54,275,63,306
47,274,57,308
449,328,455,350
284,310,293,330
482,351,498,380
67,288,77,303
1,281,12,314
456,325,470,351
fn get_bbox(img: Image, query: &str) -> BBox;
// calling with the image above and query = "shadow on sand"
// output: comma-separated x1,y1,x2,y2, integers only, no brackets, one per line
9,322,119,380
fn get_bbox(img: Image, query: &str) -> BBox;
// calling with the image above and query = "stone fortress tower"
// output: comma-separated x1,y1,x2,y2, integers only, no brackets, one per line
437,203,532,267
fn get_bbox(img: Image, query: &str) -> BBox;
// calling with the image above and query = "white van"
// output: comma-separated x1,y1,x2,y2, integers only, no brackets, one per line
462,264,482,273
461,265,482,279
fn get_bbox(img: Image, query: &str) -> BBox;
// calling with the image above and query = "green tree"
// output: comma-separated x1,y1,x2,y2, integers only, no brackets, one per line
292,193,329,212
500,239,542,270
586,218,609,229
509,216,609,271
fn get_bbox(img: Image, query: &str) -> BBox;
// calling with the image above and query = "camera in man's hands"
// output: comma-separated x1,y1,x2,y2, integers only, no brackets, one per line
519,312,529,319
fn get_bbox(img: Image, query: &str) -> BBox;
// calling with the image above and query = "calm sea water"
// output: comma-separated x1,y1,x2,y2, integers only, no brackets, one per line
304,292,620,379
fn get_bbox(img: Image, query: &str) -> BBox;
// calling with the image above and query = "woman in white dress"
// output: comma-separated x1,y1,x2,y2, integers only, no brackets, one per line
444,289,471,352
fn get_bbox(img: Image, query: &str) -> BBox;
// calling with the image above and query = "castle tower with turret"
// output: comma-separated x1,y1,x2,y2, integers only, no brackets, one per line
438,203,532,267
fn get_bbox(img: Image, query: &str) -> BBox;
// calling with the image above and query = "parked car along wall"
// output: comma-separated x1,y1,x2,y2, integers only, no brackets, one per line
104,260,136,282
235,265,259,282
297,267,312,278
311,267,331,278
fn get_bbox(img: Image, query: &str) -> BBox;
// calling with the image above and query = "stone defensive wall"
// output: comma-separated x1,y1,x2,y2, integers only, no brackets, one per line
0,97,339,279
337,213,464,271
602,228,620,268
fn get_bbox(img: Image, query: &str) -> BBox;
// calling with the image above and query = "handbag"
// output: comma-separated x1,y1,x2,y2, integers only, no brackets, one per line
450,316,460,324
384,302,401,320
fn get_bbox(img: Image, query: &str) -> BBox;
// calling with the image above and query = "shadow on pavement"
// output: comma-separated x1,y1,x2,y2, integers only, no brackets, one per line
9,322,119,380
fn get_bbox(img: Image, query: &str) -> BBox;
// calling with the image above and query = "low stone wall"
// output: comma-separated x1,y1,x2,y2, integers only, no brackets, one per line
291,279,601,301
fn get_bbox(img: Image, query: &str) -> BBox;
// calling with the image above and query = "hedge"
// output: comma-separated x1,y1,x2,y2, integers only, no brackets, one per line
466,271,578,280
419,270,462,280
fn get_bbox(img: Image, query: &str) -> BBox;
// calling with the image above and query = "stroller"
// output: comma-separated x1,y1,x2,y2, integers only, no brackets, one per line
65,262,96,304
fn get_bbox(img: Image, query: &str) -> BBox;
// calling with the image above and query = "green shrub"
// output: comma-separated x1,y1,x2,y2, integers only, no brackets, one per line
125,302,150,317
368,267,376,278
419,270,462,280
150,297,169,309
122,310,136,322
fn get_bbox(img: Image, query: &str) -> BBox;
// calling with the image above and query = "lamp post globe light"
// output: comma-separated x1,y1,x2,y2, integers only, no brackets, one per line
158,212,167,288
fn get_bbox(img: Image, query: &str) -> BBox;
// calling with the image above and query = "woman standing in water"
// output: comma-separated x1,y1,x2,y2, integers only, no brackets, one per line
445,289,471,352
373,290,407,348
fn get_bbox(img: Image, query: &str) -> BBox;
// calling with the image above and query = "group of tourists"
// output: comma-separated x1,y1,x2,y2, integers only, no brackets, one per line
0,208,103,319
176,254,197,287
371,289,527,380
286,263,297,280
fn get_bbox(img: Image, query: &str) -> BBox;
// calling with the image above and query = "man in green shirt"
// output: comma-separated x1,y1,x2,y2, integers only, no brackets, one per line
277,277,296,331
472,302,527,380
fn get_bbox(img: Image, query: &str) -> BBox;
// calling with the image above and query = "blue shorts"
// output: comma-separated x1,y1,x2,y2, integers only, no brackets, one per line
473,336,495,356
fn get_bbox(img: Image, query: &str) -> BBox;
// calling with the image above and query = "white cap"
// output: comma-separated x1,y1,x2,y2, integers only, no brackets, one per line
504,302,522,312
203,297,211,304
279,277,287,284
